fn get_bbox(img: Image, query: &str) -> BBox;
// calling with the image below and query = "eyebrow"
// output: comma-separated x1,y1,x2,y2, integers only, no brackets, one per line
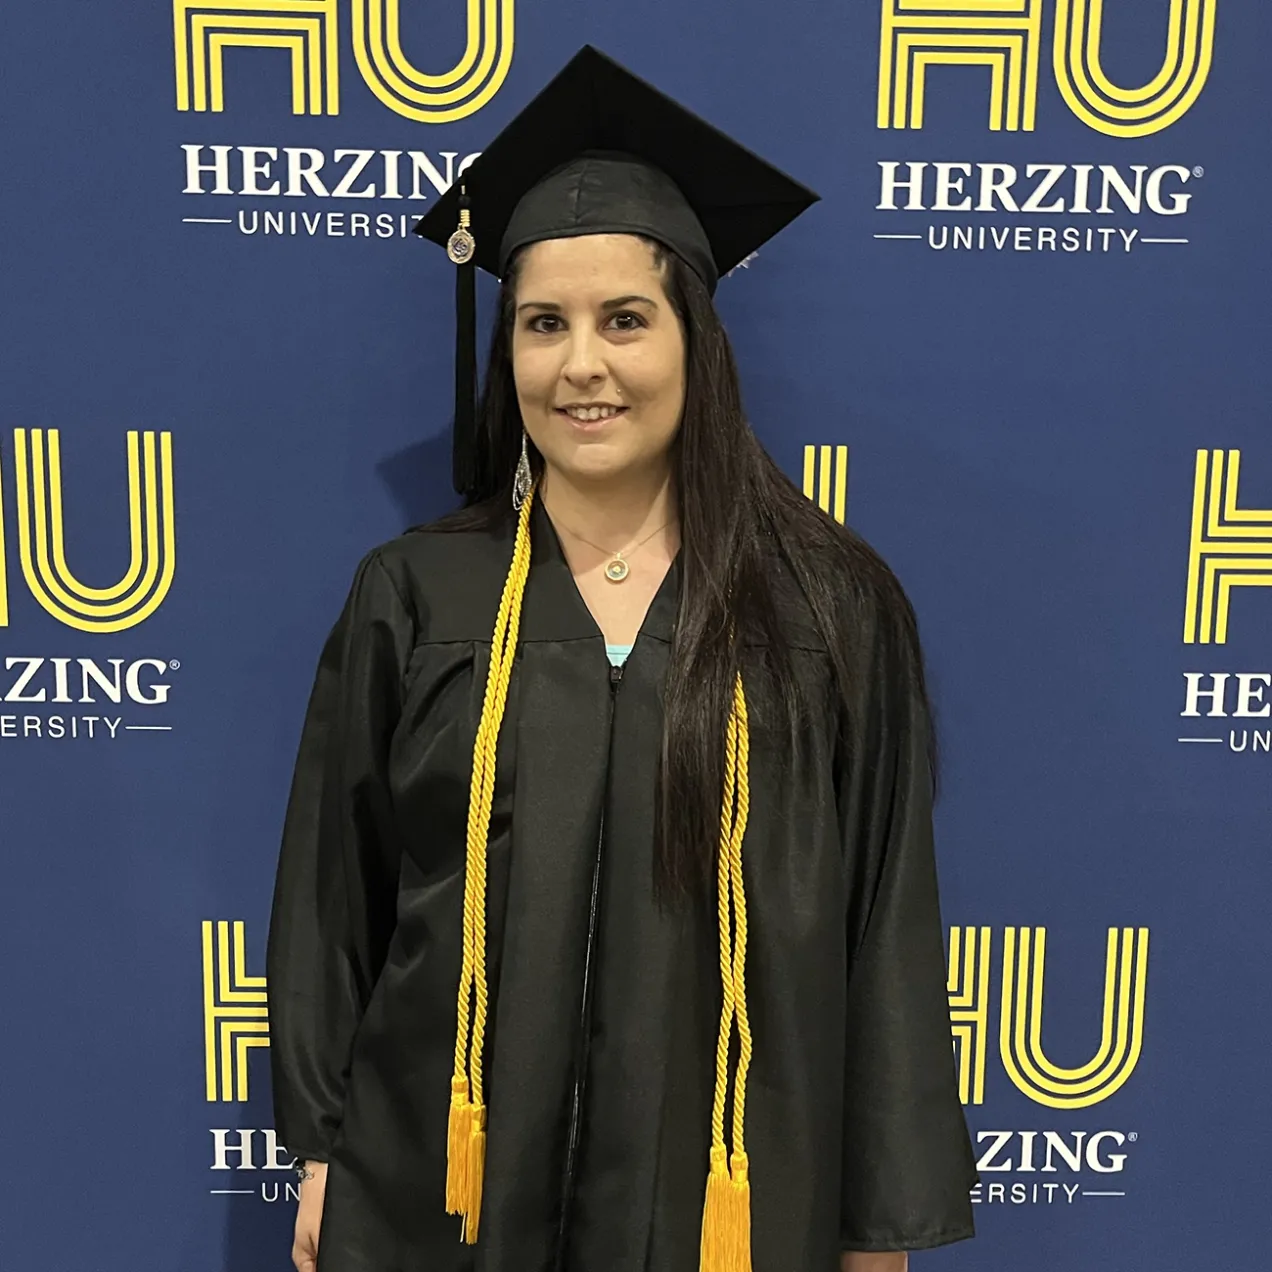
516,294,659,314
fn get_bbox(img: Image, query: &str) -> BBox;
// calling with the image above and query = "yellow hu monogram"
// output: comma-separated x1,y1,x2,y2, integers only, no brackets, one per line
203,920,270,1101
802,445,849,525
878,0,1217,137
1184,449,1272,645
948,925,992,1105
0,429,176,633
173,0,515,123
948,926,1150,1109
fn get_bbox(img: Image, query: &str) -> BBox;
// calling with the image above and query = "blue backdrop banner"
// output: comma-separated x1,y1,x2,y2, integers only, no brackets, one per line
2,2,1268,1269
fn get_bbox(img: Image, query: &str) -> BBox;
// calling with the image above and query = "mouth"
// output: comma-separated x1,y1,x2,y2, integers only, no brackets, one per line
554,405,629,423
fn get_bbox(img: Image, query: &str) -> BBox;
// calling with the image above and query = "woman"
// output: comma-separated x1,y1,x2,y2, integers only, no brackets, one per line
266,45,976,1272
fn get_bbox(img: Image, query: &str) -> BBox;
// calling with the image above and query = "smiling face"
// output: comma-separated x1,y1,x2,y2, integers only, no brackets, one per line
510,233,687,486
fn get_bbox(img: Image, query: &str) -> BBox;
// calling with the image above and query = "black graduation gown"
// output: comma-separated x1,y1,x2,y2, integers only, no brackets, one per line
266,501,976,1272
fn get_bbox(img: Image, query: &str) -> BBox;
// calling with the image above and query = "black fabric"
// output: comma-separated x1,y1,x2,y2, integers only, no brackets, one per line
453,254,476,494
410,45,820,283
266,504,977,1271
499,151,718,294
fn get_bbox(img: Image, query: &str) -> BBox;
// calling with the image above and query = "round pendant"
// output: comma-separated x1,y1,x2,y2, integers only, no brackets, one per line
604,557,630,583
446,227,476,265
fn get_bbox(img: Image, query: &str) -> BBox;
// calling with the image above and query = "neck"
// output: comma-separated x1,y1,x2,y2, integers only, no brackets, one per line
539,461,679,553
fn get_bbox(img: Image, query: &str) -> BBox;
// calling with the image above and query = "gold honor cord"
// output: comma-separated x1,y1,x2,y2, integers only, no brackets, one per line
447,486,535,1242
700,674,753,1272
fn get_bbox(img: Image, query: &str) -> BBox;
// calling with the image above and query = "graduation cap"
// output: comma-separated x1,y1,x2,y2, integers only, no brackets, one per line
412,43,820,496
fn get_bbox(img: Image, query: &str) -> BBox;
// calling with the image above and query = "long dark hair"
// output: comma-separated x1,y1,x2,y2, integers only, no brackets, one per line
434,237,935,898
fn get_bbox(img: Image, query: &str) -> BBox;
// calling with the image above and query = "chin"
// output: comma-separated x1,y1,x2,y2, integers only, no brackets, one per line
551,445,638,485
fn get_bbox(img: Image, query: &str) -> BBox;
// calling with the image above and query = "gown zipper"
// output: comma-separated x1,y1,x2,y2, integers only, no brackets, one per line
553,658,625,1270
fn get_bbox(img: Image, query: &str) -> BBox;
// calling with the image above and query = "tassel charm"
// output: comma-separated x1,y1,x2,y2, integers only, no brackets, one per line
446,187,476,264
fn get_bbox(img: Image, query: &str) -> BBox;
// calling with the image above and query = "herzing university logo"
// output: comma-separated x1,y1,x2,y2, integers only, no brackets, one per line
0,430,176,634
204,920,269,1101
949,926,1149,1109
878,0,1217,136
1184,449,1272,645
173,0,516,122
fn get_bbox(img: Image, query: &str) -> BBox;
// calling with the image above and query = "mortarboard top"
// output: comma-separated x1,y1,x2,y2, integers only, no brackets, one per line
412,44,820,287
411,44,820,494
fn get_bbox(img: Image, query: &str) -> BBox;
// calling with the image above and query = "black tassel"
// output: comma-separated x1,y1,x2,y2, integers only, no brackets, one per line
445,185,479,498
453,254,477,496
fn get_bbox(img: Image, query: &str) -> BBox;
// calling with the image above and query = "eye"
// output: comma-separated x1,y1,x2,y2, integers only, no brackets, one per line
606,311,646,331
526,313,563,334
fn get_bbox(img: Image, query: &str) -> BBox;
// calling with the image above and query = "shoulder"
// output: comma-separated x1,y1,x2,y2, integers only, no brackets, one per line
345,511,515,643
372,517,513,595
809,525,934,760
750,537,828,651
759,513,921,664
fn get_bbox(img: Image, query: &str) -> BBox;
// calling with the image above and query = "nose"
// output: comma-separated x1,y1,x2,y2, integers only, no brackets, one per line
560,324,607,390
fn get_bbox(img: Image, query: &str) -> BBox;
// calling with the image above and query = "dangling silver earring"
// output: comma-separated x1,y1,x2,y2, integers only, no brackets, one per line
512,429,533,511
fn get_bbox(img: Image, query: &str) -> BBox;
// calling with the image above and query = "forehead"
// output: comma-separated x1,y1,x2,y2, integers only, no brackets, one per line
513,233,666,297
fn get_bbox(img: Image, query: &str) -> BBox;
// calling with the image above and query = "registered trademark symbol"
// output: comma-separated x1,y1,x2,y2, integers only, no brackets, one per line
1192,166,1204,178
1128,1132,1138,1142
169,660,181,671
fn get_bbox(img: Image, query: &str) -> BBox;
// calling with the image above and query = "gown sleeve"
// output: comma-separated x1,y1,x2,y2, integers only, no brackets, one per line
835,581,978,1252
265,549,415,1164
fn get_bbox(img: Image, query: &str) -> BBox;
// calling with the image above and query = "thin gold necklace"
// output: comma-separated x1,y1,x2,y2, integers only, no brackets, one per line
557,517,676,583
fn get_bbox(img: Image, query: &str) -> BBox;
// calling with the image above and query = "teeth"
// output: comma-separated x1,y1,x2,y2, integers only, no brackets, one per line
565,405,621,420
